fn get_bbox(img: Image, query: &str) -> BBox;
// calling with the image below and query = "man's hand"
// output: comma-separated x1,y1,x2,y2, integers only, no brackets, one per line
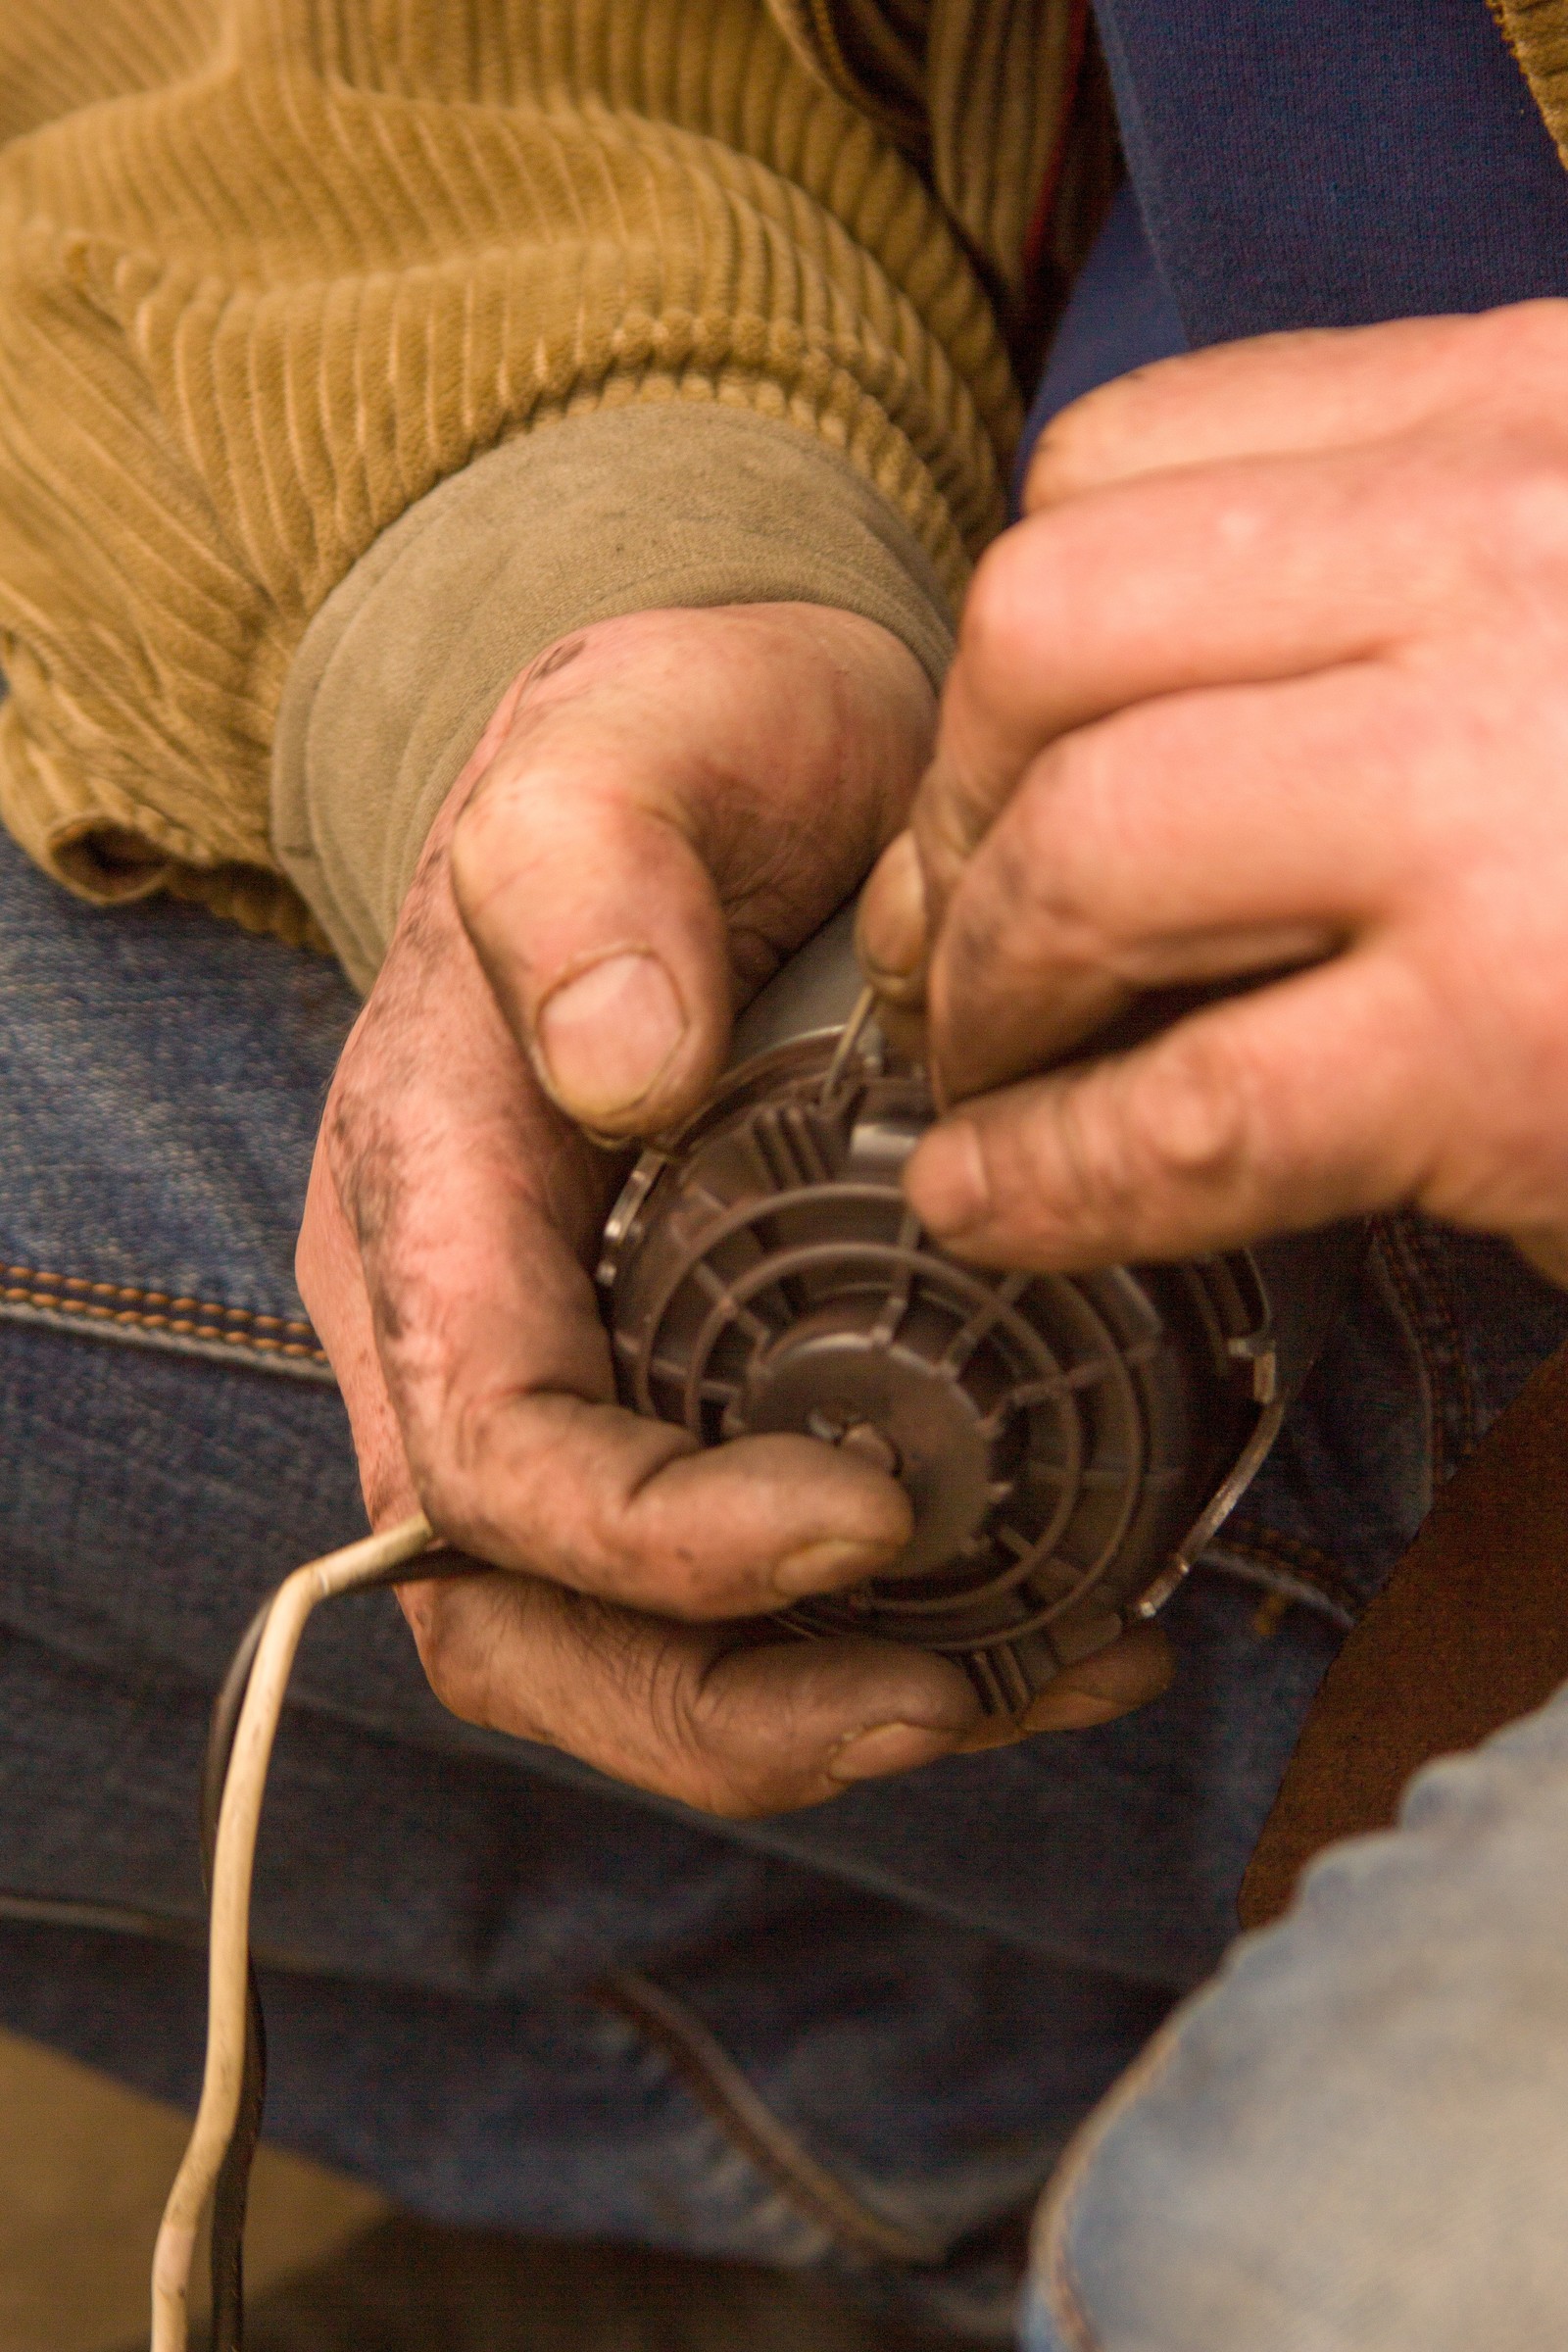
859,303,1568,1290
298,604,1169,1818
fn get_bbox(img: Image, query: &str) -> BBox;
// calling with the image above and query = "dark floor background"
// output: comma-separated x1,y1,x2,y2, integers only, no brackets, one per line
0,2029,965,2352
0,2028,382,2350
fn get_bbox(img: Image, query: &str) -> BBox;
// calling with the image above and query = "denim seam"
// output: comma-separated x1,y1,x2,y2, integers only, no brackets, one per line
1375,1212,1480,1483
1203,1522,1362,1622
0,1261,329,1368
593,1965,953,2270
1031,2013,1190,2352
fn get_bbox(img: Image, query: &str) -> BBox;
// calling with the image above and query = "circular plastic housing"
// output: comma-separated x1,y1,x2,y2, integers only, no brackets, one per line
598,1032,1281,1714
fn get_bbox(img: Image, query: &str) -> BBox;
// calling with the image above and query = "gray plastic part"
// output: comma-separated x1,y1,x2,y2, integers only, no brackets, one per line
602,895,1365,1713
729,903,863,1067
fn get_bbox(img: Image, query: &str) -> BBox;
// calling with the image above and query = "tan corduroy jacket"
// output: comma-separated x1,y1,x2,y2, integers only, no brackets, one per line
0,0,1565,984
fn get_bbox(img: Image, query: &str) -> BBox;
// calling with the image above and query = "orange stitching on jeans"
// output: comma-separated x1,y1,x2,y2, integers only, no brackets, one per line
2,1263,318,1337
0,1264,327,1365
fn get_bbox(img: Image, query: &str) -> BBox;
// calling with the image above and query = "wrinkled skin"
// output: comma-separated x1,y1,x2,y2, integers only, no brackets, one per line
297,604,1170,1820
858,304,1568,1293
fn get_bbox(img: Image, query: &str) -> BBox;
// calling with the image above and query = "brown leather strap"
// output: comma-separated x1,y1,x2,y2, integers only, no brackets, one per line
1239,1340,1568,1930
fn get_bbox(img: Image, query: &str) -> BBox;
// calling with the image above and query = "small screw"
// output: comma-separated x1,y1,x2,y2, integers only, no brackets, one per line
807,1406,901,1478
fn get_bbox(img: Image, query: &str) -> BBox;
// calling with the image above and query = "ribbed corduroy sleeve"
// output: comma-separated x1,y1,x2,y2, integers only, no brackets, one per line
0,0,1024,955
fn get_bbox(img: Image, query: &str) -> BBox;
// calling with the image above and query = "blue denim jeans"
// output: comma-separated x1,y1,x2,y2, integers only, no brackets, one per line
1,824,1565,2343
1019,1683,1568,2352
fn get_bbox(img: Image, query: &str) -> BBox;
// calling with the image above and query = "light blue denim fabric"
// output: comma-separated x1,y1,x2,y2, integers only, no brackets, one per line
1020,1688,1568,2352
2,798,1566,2342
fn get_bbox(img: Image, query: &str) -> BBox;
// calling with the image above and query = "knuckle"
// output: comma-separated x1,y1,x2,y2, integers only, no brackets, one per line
957,537,1022,675
939,744,1119,1003
1486,454,1568,574
915,749,996,884
415,1441,509,1569
318,1058,366,1184
642,1642,797,1819
959,524,1064,691
639,1635,759,1814
1025,387,1123,502
451,761,517,862
632,1613,693,1730
416,1573,556,1740
323,1072,406,1255
447,782,514,918
1123,1026,1253,1187
1041,1027,1252,1235
1025,352,1195,500
1011,735,1121,931
574,1441,707,1611
401,1352,500,1507
938,829,1031,998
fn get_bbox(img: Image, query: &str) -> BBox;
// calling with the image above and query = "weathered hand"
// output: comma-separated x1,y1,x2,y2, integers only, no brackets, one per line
859,304,1568,1289
297,604,1168,1817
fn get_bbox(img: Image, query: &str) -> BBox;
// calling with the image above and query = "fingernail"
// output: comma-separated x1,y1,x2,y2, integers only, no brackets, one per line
906,1118,990,1237
858,833,927,985
536,952,686,1122
826,1721,959,1785
772,1536,902,1599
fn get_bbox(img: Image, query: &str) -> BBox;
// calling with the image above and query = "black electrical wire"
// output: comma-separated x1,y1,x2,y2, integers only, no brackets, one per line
0,1891,207,1946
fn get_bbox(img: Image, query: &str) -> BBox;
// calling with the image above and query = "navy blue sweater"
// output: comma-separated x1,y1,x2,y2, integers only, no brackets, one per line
1025,0,1568,474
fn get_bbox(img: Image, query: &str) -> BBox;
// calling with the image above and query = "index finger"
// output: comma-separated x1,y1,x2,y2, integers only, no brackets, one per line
904,948,1441,1272
858,424,1426,995
863,306,1566,990
1024,303,1562,508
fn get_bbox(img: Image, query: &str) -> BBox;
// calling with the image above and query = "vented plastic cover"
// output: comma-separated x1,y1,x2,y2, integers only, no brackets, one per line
599,1030,1274,1714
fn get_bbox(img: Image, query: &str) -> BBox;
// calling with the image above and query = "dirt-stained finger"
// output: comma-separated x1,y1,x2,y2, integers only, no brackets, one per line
906,951,1442,1273
398,1567,983,1817
952,1622,1175,1752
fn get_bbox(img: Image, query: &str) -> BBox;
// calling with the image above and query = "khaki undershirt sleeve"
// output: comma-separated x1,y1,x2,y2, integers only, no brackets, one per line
271,404,956,992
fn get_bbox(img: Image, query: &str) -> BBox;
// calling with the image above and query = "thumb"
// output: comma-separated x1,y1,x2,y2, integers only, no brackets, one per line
448,605,937,1137
448,653,737,1139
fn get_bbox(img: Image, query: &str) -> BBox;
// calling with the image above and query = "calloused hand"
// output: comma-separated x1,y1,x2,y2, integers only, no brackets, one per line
859,304,1568,1291
297,604,1171,1819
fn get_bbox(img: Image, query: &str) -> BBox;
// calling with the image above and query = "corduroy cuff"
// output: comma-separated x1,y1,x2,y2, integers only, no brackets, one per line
270,403,957,991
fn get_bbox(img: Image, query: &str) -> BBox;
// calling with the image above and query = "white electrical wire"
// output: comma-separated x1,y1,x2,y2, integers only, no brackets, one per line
150,1511,435,2352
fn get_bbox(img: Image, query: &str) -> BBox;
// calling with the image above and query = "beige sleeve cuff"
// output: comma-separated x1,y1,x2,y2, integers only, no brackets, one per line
270,403,957,992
